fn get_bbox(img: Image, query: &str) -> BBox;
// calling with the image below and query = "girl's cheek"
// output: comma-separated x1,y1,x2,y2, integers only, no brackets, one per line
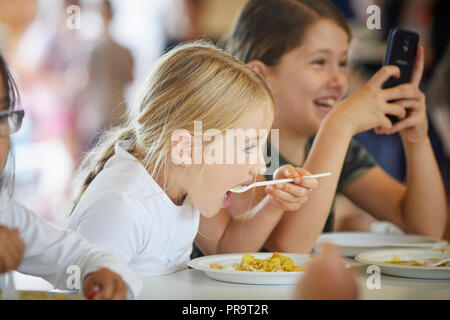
0,137,9,172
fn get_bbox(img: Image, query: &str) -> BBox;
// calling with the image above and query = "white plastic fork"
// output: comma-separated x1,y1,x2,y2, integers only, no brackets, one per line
228,172,332,193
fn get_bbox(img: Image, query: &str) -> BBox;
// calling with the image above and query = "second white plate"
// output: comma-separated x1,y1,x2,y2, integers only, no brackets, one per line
315,232,448,257
355,248,450,280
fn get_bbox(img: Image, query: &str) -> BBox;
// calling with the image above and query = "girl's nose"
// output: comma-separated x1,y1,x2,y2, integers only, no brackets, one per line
328,66,348,94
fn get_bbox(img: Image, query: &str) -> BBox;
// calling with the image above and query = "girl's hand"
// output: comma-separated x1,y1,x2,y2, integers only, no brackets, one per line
332,65,422,136
0,226,25,273
83,268,127,300
376,46,428,144
296,243,359,300
265,165,318,211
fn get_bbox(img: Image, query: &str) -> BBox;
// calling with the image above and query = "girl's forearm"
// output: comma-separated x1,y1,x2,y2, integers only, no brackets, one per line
402,137,447,237
217,195,285,253
266,115,354,252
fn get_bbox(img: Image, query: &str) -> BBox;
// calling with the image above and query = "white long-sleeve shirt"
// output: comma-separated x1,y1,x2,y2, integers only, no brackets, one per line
0,194,143,299
68,140,200,277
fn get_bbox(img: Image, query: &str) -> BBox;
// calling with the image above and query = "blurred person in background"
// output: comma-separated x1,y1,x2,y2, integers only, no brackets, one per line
80,0,134,150
164,0,207,52
0,0,38,62
29,0,88,165
0,0,90,224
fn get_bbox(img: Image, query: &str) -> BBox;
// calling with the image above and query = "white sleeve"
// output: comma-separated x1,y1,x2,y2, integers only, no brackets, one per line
69,190,150,265
3,200,143,299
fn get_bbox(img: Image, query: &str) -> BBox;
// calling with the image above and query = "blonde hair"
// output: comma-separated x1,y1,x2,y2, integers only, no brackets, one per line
72,41,275,212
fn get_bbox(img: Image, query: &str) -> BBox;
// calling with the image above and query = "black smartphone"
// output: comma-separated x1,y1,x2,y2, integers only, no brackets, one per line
381,28,419,124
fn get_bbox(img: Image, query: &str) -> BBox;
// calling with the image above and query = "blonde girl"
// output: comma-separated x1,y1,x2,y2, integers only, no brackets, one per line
217,0,447,254
68,42,317,276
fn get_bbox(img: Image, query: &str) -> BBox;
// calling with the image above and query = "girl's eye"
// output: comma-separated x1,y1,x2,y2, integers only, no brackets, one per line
244,144,257,153
312,59,325,66
339,60,348,68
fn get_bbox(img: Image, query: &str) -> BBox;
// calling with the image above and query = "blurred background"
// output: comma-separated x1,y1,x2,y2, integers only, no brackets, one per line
0,0,448,235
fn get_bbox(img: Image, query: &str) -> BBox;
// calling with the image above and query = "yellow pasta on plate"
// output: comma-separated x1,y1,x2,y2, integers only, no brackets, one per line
210,252,304,272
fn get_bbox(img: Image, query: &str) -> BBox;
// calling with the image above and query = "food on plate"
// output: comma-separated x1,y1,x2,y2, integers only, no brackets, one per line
209,252,304,272
383,255,422,266
383,255,450,267
19,291,68,300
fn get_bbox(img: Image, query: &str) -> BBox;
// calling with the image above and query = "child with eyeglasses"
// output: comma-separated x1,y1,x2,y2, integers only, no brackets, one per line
0,53,143,300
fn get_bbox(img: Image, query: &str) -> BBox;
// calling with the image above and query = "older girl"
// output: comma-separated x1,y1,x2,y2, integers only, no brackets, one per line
222,0,446,253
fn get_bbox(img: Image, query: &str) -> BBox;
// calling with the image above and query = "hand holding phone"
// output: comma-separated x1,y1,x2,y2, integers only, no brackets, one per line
381,28,419,124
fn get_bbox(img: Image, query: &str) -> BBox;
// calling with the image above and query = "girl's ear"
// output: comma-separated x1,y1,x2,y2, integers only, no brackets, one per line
170,129,193,168
248,60,269,79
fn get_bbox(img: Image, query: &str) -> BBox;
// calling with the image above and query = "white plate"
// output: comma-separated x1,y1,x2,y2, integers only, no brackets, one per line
316,232,448,257
188,253,315,285
355,248,450,280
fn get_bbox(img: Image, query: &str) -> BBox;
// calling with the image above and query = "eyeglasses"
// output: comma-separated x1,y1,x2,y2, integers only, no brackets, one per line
0,109,25,136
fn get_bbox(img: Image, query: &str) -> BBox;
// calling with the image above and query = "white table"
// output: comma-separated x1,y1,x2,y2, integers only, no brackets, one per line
12,261,450,300
137,261,450,300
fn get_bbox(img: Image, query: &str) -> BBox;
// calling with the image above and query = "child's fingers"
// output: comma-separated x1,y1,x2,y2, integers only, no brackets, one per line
267,185,302,203
0,251,15,272
8,247,23,270
382,83,421,102
1,243,22,270
83,269,115,300
111,278,127,300
383,115,422,134
94,280,114,300
367,65,400,88
292,168,317,188
270,196,307,211
391,98,418,108
82,274,95,298
378,114,394,131
297,177,318,189
383,102,407,119
411,45,424,87
276,182,309,198
274,164,298,180
294,167,312,178
10,231,25,258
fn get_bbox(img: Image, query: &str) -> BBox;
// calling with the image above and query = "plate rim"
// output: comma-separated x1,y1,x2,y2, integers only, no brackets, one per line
317,232,448,249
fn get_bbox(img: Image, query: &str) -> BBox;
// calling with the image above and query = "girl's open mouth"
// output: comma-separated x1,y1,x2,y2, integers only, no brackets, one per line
313,97,336,116
222,176,254,208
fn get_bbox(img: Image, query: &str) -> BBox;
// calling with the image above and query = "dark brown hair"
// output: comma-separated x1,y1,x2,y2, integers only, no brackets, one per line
0,54,20,113
226,0,351,66
0,53,20,196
